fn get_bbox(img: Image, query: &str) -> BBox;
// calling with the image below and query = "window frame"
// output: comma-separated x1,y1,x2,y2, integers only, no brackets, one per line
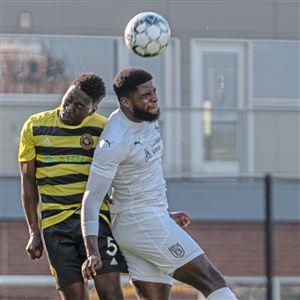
190,39,248,175
249,39,300,108
0,33,181,177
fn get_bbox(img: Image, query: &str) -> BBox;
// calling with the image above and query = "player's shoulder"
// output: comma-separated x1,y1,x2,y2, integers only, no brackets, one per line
103,109,150,147
23,108,57,127
95,110,130,152
102,109,127,140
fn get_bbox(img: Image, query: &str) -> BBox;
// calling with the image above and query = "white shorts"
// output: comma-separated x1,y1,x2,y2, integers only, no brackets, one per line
111,208,204,285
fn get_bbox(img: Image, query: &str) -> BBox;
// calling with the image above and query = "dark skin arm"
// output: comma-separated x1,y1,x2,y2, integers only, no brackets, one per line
81,235,102,281
81,194,111,281
19,160,43,259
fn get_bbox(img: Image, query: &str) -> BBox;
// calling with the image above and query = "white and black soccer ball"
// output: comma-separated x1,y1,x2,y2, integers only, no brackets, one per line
124,12,171,57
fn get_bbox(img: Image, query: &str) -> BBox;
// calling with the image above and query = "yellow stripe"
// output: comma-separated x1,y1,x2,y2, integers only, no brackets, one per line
36,154,92,164
100,202,109,211
31,108,106,129
42,205,110,229
42,209,110,229
42,202,81,212
39,181,87,196
42,209,77,229
35,135,99,149
100,213,110,225
36,163,90,179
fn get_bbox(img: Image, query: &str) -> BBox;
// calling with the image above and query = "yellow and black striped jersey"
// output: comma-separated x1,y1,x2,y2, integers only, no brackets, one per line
18,107,110,229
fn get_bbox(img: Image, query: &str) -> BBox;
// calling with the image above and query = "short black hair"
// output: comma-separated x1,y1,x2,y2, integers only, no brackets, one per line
113,68,153,101
72,73,106,104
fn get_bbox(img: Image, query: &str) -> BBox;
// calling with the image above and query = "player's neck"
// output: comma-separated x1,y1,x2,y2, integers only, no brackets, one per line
120,107,142,123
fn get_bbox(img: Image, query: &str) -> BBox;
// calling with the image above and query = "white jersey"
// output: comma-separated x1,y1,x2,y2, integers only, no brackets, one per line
84,108,204,284
91,108,168,215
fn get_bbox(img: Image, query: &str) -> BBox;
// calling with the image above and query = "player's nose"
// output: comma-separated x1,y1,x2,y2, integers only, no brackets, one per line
150,93,158,102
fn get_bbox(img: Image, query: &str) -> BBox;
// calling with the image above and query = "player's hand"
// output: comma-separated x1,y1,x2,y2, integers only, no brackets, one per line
103,194,114,205
26,232,43,260
81,255,102,282
170,212,191,229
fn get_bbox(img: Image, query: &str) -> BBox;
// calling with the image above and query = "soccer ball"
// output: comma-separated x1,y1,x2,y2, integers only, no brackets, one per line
124,12,171,57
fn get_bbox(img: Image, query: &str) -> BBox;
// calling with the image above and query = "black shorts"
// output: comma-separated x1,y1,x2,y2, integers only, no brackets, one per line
43,213,128,289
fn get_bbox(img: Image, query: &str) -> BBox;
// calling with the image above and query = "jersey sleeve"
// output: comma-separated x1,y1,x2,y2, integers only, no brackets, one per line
91,138,128,179
18,117,36,162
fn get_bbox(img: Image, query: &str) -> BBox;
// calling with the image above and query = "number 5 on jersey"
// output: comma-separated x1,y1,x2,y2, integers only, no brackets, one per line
106,237,119,266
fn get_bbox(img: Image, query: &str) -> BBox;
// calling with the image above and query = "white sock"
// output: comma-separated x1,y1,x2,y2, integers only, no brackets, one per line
206,287,238,300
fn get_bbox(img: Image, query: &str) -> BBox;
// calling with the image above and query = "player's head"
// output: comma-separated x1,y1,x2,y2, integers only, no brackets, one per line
113,68,159,122
59,73,106,126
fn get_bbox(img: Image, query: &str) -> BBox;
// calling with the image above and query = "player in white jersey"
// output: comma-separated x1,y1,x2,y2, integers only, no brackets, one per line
81,68,238,300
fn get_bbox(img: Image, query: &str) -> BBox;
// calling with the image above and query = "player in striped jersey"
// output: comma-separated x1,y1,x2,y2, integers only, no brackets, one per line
18,73,127,300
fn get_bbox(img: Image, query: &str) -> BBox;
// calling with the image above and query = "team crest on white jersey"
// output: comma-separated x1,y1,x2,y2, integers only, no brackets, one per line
144,148,153,162
80,133,93,150
168,242,185,258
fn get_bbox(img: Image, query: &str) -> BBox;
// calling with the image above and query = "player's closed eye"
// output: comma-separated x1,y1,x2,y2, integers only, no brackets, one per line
76,103,84,109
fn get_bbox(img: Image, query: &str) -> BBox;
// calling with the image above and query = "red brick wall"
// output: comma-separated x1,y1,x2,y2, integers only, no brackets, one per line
1,221,299,277
187,222,300,276
0,221,50,276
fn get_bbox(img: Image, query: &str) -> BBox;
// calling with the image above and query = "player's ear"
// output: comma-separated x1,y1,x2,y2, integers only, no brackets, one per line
120,97,131,108
89,106,97,116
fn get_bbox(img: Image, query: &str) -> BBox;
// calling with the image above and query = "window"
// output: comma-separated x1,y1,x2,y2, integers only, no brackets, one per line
190,40,246,175
253,41,300,99
191,39,300,177
1,35,117,95
0,34,180,175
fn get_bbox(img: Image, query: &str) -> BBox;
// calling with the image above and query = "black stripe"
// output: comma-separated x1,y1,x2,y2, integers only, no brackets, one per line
41,193,83,205
33,126,103,137
35,146,95,157
36,161,91,168
42,208,76,219
42,209,109,221
37,173,88,186
100,209,111,222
